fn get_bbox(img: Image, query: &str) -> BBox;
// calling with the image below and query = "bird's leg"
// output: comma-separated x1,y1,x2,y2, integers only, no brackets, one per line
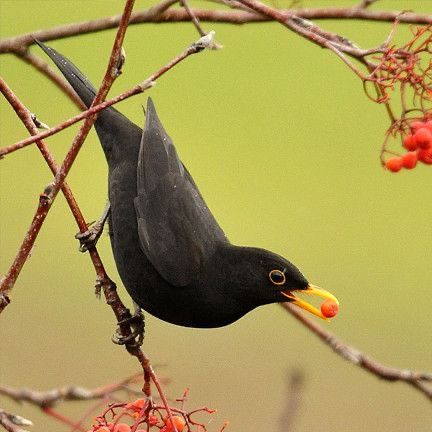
112,302,145,347
75,202,111,252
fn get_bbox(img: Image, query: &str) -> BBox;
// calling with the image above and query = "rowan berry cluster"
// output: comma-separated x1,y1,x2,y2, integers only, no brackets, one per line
86,394,222,432
385,118,432,172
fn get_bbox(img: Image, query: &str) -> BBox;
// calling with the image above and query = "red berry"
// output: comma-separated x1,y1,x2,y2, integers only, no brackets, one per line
401,152,418,169
410,120,426,131
164,416,186,432
385,157,403,172
95,428,110,432
113,424,131,432
148,415,158,426
320,299,339,318
126,398,145,412
418,147,432,164
403,134,417,151
426,120,432,132
413,128,432,149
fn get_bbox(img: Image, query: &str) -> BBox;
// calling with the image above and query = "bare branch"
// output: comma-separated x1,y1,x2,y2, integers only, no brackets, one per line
278,371,304,432
0,409,32,432
16,50,85,109
0,4,430,54
0,36,214,158
0,374,143,408
0,0,136,313
358,0,380,9
0,77,109,313
281,303,432,401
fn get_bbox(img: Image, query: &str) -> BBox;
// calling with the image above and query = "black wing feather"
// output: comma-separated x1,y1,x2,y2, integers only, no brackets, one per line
134,99,227,287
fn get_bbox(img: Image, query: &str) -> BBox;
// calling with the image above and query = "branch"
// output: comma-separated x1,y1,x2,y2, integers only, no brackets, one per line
0,374,143,408
236,0,377,60
0,33,216,158
278,371,304,432
0,409,32,432
0,0,136,313
0,77,110,314
1,14,216,432
0,4,431,53
16,50,85,110
281,303,432,401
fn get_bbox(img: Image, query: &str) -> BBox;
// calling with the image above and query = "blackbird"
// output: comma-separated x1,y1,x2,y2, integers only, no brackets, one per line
38,41,338,328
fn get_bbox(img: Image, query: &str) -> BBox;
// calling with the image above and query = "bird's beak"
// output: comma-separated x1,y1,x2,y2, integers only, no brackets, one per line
281,284,339,320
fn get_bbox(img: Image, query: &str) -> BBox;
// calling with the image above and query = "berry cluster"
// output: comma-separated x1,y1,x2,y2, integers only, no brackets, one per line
385,119,432,172
86,395,220,432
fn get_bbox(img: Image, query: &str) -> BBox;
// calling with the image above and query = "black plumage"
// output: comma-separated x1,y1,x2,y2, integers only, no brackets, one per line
38,41,338,328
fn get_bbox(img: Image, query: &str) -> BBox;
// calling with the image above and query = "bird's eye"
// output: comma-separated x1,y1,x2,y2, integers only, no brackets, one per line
269,269,286,285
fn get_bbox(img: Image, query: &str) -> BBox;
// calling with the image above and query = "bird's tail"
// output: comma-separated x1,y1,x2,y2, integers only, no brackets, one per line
35,40,97,109
37,40,143,161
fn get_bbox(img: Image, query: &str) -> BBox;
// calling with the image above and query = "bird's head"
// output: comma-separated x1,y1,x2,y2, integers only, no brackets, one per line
226,246,339,320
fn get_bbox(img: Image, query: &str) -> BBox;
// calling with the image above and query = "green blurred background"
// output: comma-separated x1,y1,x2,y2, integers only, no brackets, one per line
1,1,431,431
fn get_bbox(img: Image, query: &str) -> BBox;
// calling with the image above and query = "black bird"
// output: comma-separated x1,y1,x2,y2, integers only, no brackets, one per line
38,41,338,328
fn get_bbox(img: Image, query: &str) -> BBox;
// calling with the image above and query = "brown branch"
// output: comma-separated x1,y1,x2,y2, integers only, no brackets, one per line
237,0,378,60
278,371,304,432
0,374,143,408
0,0,135,313
16,50,85,110
1,15,215,432
0,409,32,432
281,303,432,401
0,34,215,158
179,0,206,37
0,77,109,312
0,5,431,54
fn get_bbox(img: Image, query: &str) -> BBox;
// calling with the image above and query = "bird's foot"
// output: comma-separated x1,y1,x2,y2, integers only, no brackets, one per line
112,307,145,347
75,220,104,252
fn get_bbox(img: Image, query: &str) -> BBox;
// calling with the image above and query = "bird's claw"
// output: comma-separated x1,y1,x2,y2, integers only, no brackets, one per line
75,220,104,252
112,310,145,347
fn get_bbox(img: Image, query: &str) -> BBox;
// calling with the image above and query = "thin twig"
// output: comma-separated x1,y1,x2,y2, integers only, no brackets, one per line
358,0,380,9
0,409,32,432
278,371,304,432
281,303,432,401
16,50,85,109
179,0,206,36
237,0,378,60
0,36,214,157
0,374,143,408
0,77,109,310
0,4,430,54
0,0,136,312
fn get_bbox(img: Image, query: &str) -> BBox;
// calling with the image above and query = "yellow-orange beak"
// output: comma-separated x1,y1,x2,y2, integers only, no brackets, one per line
281,284,339,320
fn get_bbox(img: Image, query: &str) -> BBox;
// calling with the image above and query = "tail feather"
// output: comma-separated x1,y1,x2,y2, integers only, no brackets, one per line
37,40,143,161
35,40,97,108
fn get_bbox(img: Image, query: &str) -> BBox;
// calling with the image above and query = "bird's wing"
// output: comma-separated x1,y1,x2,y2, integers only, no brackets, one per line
134,98,227,287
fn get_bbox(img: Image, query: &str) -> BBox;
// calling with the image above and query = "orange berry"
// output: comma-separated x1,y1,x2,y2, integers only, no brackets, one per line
127,398,145,412
401,152,418,169
148,415,158,426
113,424,131,432
410,120,426,131
385,157,403,172
320,299,339,318
164,416,186,432
414,128,432,149
418,147,432,164
403,134,417,151
95,427,110,432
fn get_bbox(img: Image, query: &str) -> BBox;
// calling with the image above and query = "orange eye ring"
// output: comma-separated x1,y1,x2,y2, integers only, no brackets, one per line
269,269,286,285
